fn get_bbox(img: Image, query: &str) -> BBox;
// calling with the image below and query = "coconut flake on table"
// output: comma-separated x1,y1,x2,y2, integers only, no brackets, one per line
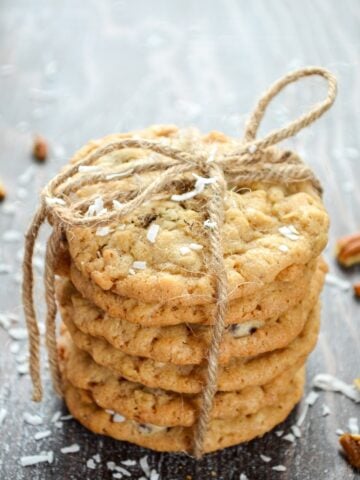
121,460,137,466
60,414,73,421
348,417,359,434
96,226,112,237
179,246,191,255
305,390,320,406
272,465,287,472
54,421,63,429
275,430,284,437
260,454,271,463
239,474,249,480
283,433,295,443
2,230,22,242
112,474,122,479
132,261,147,270
34,430,51,440
0,408,7,426
278,225,300,241
8,327,28,340
150,470,160,480
115,466,131,476
51,411,62,423
86,197,107,217
93,453,101,463
20,451,54,467
322,404,331,416
140,456,150,477
324,274,351,291
171,174,216,202
336,428,345,436
147,224,160,243
86,458,97,469
46,197,66,206
61,444,80,454
313,373,360,402
189,242,203,251
18,166,36,185
291,425,302,438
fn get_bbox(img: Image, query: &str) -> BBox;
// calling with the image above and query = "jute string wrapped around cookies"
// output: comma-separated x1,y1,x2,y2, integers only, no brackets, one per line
22,67,337,458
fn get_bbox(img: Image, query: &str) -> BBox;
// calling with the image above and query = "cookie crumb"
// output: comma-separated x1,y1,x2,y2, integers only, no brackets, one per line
339,433,360,469
32,136,48,162
0,180,6,201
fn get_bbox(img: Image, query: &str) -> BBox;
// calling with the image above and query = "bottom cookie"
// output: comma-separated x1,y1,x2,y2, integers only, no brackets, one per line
62,368,304,454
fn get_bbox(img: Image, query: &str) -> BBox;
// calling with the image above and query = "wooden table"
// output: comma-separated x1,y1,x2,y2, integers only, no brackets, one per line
0,1,359,478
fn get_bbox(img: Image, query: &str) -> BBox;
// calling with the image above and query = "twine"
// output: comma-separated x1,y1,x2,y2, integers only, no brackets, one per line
22,67,337,458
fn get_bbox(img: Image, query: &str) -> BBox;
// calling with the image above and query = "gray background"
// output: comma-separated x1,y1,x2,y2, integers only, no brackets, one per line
0,0,359,479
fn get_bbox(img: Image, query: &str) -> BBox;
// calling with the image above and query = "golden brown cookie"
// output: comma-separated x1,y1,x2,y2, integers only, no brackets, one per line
63,125,329,306
68,258,320,327
61,303,320,394
59,330,306,427
62,368,305,453
57,260,325,365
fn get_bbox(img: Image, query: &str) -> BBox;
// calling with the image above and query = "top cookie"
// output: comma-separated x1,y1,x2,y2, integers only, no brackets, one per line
63,125,329,305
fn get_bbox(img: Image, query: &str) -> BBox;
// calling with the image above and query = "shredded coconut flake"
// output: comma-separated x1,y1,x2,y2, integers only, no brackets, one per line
107,461,116,470
278,225,300,241
112,474,122,479
150,470,160,480
140,456,150,477
115,466,131,476
86,197,107,217
275,430,284,437
291,425,302,438
93,453,101,463
283,433,295,443
278,244,289,252
260,454,271,462
34,430,51,440
60,414,73,421
189,243,203,251
325,274,351,291
147,224,160,243
61,444,80,454
51,411,61,423
204,219,216,229
20,451,54,467
272,465,287,472
55,421,63,429
121,460,136,466
171,174,216,202
113,413,125,423
8,327,27,340
248,144,257,154
113,199,123,210
336,428,345,436
132,261,147,270
179,246,191,255
0,408,7,426
96,226,111,237
348,417,359,434
296,404,309,427
313,373,360,402
322,404,331,416
87,458,97,469
128,268,136,275
305,390,319,406
17,363,29,375
23,412,43,426
240,474,249,480
46,197,66,206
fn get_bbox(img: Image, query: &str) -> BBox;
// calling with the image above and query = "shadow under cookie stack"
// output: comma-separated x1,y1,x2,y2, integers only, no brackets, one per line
52,125,329,454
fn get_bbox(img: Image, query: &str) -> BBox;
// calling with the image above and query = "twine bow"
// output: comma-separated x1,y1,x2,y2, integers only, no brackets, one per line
22,67,337,458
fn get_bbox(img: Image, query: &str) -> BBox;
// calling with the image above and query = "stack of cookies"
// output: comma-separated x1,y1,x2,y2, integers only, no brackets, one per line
55,125,329,453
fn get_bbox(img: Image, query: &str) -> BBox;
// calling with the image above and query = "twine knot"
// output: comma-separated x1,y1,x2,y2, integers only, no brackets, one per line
22,67,337,458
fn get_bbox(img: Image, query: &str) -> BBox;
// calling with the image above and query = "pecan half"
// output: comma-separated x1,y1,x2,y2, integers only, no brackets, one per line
0,179,6,201
32,135,48,162
336,233,360,267
339,433,360,469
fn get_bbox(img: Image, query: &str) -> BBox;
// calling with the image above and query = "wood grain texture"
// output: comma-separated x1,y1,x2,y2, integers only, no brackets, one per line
0,0,359,478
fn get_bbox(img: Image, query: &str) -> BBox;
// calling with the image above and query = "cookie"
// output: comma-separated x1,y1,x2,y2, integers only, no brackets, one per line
63,125,329,306
59,330,306,427
68,257,320,326
57,260,325,365
62,368,304,453
61,303,320,394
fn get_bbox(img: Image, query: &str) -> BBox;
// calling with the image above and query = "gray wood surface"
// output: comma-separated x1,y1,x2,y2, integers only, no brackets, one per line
0,0,359,478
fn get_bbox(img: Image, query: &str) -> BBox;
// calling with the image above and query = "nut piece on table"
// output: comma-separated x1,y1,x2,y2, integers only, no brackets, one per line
336,233,360,267
32,136,48,162
0,179,6,201
339,433,360,469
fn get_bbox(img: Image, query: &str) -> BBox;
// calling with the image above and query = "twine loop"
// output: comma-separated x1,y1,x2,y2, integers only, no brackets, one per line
22,67,337,458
